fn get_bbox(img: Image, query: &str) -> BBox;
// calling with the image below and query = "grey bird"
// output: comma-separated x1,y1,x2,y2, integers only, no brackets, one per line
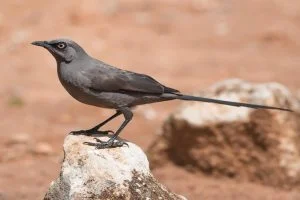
32,38,292,149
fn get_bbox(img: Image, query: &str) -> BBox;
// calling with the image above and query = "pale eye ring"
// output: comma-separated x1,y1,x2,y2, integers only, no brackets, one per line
57,43,66,49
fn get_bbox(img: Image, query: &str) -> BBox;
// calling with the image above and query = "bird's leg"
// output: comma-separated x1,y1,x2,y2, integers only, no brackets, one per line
70,111,122,136
93,107,133,149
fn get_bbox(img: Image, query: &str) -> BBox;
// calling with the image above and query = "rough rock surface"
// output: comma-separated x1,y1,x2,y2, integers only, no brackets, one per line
148,79,300,189
44,134,186,200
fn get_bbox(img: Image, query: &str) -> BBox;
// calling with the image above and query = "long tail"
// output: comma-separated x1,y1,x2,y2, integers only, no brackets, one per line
176,94,293,112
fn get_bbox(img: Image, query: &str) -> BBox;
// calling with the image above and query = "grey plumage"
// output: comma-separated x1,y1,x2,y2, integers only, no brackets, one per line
32,39,292,149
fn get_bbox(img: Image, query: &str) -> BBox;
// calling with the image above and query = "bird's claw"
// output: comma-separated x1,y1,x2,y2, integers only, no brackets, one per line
97,130,114,135
69,130,91,135
70,129,114,136
91,138,128,149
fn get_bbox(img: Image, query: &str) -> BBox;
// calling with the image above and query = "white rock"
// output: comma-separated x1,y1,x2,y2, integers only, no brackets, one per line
149,79,300,189
44,134,186,200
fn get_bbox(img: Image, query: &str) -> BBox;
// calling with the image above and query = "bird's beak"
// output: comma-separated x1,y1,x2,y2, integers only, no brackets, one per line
31,41,48,47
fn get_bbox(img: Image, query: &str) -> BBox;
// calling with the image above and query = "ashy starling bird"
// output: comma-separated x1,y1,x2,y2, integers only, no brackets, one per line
32,39,292,148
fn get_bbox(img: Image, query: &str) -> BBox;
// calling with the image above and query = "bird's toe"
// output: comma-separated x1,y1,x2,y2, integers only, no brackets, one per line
94,140,127,149
69,130,86,135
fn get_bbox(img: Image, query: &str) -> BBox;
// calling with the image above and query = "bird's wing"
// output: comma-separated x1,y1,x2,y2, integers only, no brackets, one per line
82,62,179,94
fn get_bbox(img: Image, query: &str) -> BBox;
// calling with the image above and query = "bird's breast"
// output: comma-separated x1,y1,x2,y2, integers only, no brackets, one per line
57,66,88,102
56,65,114,108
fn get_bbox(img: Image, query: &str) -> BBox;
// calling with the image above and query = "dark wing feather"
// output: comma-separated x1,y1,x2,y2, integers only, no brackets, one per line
83,61,179,94
164,86,180,94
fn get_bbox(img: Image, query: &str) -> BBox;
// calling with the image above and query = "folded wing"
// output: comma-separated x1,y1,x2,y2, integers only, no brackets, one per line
82,62,179,94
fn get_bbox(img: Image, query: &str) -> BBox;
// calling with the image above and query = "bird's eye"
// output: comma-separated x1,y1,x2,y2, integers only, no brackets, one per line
56,43,66,49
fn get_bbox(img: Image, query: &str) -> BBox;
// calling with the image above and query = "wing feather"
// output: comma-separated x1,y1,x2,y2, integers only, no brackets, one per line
82,61,179,94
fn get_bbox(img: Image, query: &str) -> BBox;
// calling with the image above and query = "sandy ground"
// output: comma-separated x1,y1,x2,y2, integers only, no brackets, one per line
1,0,300,199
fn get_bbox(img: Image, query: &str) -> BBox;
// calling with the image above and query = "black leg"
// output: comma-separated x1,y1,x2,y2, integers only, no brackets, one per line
93,107,133,149
70,110,122,136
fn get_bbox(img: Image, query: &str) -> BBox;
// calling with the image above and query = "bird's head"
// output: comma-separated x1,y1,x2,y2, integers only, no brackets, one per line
31,39,87,63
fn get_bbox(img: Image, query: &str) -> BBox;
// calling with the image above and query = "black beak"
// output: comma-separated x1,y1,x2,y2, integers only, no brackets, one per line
31,41,48,47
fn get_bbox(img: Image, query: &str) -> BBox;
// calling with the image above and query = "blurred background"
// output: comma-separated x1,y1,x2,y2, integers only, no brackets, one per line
1,0,300,199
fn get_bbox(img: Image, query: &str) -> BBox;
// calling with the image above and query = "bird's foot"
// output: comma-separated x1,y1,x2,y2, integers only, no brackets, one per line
70,129,114,136
84,138,128,149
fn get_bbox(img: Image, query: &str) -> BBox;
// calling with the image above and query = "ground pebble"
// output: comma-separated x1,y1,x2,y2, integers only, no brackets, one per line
32,142,54,155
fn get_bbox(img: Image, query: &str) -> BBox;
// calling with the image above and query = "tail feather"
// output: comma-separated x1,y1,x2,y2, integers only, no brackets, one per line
176,94,293,112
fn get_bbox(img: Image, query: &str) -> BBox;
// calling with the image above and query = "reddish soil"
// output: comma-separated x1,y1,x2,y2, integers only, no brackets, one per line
1,0,300,199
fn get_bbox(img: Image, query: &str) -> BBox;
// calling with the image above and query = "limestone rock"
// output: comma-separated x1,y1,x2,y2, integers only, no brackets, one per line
148,79,300,189
44,134,186,200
